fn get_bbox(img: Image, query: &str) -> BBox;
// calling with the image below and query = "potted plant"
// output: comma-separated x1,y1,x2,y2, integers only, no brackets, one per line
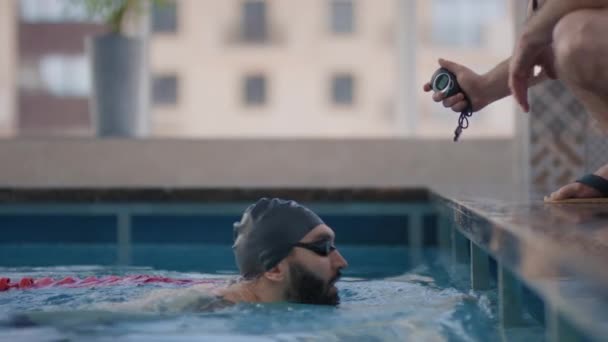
77,0,163,137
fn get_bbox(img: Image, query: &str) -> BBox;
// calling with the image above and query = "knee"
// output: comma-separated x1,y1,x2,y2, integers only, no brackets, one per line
552,11,600,84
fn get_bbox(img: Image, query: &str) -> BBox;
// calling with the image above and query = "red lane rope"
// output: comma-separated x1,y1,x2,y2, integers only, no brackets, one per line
0,275,217,292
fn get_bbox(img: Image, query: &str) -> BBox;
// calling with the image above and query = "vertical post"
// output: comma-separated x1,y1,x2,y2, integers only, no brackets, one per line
512,0,532,197
546,306,560,342
499,263,524,328
396,0,417,136
117,212,132,265
546,305,586,342
408,212,423,264
438,215,452,252
0,0,17,136
470,242,490,290
451,228,469,264
136,0,151,136
122,0,151,136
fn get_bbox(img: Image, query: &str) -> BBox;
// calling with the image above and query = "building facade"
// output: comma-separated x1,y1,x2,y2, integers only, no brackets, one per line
0,0,17,136
1,0,515,138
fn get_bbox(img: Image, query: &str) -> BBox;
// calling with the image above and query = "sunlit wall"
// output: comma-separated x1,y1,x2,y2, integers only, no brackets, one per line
0,0,516,139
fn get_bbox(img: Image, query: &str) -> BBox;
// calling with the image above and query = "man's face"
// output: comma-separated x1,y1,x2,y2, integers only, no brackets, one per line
283,224,348,305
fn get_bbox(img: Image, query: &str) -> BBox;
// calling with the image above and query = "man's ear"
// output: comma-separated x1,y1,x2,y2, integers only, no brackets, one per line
263,260,289,283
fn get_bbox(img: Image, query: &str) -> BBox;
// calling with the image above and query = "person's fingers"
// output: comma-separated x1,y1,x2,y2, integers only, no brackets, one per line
423,83,432,92
432,92,446,102
438,58,461,73
510,37,547,112
452,101,468,113
513,76,530,112
442,93,464,108
509,63,531,113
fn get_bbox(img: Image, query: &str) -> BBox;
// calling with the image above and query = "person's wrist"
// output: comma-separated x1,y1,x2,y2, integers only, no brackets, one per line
474,74,496,110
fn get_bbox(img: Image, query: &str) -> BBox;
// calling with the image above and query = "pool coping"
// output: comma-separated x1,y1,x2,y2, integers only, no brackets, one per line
431,191,608,342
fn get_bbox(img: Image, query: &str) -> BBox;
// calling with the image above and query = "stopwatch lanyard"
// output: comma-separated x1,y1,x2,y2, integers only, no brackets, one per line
453,95,473,142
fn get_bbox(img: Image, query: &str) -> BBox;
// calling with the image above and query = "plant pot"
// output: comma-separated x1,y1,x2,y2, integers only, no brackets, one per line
87,33,148,137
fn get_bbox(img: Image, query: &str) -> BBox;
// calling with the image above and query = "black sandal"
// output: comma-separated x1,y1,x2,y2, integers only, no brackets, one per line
576,174,608,197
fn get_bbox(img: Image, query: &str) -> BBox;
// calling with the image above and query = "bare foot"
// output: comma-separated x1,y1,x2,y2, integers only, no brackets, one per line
545,182,603,202
545,164,608,201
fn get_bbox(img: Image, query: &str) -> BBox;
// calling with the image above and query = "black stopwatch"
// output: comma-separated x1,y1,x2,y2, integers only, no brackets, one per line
430,68,474,142
431,68,462,98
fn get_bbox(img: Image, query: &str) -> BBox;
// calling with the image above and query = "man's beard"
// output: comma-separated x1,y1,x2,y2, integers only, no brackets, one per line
285,262,341,306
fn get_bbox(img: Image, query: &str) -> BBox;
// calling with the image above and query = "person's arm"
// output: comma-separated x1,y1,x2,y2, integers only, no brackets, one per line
479,58,512,105
423,0,549,113
522,0,608,46
483,57,549,102
424,56,548,113
97,285,217,313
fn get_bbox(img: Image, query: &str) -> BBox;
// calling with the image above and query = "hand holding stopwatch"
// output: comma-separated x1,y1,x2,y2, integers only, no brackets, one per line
430,68,474,142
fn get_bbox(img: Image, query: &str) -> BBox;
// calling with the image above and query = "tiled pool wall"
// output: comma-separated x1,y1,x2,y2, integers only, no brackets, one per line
0,201,437,268
437,215,552,339
0,188,435,267
434,198,597,342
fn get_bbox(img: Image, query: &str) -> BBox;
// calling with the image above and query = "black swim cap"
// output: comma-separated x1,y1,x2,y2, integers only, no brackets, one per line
232,198,324,278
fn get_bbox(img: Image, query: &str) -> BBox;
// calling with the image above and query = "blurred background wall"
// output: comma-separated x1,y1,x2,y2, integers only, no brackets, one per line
0,0,527,193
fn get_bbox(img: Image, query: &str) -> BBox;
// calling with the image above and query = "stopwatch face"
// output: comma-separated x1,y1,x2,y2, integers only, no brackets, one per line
433,73,451,92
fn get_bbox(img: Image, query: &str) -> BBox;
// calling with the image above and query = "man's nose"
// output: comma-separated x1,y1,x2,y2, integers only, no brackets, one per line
331,249,348,269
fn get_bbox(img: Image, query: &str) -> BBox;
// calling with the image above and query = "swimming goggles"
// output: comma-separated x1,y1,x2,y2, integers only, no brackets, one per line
293,240,336,256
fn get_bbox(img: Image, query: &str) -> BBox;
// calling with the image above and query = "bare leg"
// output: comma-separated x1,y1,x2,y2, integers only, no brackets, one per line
546,8,608,201
553,8,608,125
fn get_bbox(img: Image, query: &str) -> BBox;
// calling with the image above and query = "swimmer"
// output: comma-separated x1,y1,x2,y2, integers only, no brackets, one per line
107,198,349,313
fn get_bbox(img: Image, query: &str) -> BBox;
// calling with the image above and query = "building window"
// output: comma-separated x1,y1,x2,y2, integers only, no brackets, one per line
152,0,178,33
39,55,91,97
152,74,178,106
243,74,267,106
19,0,90,23
431,0,504,47
330,0,355,34
331,73,355,106
241,0,267,42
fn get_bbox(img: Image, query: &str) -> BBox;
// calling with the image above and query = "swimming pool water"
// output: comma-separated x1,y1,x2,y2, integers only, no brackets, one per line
0,246,545,342
0,201,547,341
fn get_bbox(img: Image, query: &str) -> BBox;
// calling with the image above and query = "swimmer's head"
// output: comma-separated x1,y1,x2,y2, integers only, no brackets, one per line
232,198,348,305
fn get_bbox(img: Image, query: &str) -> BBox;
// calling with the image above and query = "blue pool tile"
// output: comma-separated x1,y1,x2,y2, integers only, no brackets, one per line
0,215,117,243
